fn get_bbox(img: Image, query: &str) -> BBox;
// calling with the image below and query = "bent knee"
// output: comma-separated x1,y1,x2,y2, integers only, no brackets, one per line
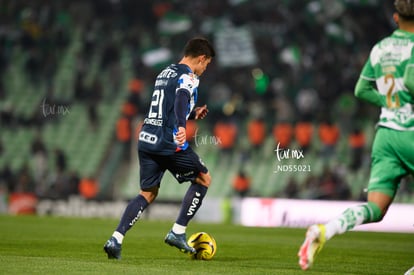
197,172,211,187
140,187,159,203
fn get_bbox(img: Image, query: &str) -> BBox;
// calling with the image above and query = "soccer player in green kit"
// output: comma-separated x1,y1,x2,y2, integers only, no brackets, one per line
298,0,414,270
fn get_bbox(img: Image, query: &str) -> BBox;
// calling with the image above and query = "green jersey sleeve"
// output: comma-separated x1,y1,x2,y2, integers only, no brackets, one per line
354,77,386,107
354,57,386,107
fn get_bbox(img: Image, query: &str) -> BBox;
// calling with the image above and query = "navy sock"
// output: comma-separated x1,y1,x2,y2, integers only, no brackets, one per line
176,183,208,226
116,194,149,235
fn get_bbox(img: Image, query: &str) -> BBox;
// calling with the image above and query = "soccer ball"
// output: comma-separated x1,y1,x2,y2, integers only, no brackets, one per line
187,232,217,260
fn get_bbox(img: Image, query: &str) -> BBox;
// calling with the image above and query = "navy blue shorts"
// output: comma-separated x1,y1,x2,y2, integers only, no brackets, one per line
138,147,208,190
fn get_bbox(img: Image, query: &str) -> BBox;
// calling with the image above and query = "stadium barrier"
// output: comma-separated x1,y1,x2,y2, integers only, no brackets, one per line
7,196,413,233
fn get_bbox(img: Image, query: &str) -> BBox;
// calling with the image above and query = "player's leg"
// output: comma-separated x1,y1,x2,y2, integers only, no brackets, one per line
164,147,210,254
298,127,407,270
298,195,389,270
323,127,412,240
174,171,210,229
112,186,158,239
104,151,164,259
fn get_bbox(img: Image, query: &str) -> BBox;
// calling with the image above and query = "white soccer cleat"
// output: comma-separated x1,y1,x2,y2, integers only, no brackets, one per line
298,224,326,270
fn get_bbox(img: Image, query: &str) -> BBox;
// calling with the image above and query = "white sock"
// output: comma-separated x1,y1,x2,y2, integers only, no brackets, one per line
112,231,124,244
172,223,186,234
324,205,366,240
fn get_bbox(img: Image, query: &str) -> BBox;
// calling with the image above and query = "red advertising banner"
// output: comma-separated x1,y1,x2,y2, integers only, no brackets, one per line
9,193,37,215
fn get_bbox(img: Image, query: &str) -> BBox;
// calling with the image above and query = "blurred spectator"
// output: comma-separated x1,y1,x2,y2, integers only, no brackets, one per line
213,119,238,165
317,168,337,200
74,72,87,101
128,78,144,94
272,121,293,149
55,148,67,173
48,169,70,199
299,175,320,199
282,177,300,198
0,78,5,100
317,166,351,200
116,115,132,161
0,184,7,213
15,164,35,193
232,169,251,198
0,103,15,127
100,41,119,71
0,165,15,193
127,78,145,115
86,77,103,130
318,119,340,160
294,121,313,153
31,135,48,193
348,127,366,171
121,101,138,118
247,117,266,155
25,49,42,85
79,176,99,199
295,88,320,121
68,171,81,196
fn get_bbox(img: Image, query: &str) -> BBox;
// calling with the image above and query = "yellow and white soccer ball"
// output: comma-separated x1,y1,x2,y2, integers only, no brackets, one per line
187,232,217,260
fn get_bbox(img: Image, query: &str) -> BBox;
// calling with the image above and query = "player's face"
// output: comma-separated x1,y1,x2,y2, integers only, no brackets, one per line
194,56,212,76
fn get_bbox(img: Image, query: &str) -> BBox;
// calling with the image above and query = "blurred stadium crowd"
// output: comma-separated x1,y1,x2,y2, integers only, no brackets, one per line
0,0,413,209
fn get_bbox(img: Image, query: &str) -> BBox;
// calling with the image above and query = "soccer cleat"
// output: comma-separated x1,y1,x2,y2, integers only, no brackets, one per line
104,237,122,259
164,230,196,255
298,224,326,270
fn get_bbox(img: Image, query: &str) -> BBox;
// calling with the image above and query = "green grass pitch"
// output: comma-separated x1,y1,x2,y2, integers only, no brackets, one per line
0,215,413,274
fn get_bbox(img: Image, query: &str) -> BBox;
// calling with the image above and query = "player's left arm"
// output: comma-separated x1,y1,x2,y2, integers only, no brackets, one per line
175,89,190,127
354,76,386,107
355,55,386,107
174,89,190,146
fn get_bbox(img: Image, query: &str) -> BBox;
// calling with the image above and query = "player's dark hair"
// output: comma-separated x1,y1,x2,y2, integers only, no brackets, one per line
183,37,215,58
395,0,414,21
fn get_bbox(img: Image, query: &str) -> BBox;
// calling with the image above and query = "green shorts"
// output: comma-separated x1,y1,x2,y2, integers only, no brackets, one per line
368,127,414,197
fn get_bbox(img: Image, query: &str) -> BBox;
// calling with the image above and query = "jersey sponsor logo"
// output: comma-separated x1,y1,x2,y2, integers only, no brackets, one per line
175,171,194,180
187,192,201,216
139,131,158,144
157,68,178,79
144,118,163,126
129,208,143,226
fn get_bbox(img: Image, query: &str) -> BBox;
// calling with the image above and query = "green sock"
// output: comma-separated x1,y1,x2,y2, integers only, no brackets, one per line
325,202,382,240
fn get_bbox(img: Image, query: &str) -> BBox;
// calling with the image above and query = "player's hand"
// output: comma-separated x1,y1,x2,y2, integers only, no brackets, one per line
194,104,208,119
175,126,186,146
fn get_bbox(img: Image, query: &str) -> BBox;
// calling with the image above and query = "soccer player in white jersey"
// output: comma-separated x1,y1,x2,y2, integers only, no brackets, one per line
104,37,215,259
298,0,414,270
